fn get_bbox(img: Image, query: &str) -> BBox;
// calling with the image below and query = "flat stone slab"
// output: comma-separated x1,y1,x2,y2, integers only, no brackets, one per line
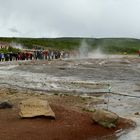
19,98,55,118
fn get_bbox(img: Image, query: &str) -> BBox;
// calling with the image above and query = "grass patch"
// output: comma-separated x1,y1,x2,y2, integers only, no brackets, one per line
0,37,140,54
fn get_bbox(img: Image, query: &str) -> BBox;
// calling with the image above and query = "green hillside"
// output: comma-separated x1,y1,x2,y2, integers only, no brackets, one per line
0,37,140,54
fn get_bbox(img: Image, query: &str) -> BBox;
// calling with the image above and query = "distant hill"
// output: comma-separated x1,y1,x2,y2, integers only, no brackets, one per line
0,37,140,54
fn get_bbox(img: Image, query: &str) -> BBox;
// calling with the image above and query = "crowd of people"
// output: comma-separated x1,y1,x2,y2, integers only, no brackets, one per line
1,48,139,62
0,49,70,62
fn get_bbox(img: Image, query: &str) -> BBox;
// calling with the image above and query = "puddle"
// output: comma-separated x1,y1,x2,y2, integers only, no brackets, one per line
118,117,140,140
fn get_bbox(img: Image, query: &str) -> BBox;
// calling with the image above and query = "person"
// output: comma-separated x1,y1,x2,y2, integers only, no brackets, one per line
1,53,4,61
0,53,2,61
9,52,13,61
138,49,140,57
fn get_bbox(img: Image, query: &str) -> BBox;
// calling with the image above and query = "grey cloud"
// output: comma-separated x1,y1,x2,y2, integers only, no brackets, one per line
9,27,21,34
0,0,140,38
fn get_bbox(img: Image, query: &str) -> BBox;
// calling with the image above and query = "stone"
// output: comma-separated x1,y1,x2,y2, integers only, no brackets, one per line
19,98,55,118
134,112,139,115
92,109,119,128
0,100,13,109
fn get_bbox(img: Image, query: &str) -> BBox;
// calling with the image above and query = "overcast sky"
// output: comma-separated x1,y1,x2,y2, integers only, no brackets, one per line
0,0,140,38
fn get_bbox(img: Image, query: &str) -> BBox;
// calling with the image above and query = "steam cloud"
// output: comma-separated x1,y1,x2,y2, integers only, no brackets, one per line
10,42,23,50
78,40,90,58
77,40,106,59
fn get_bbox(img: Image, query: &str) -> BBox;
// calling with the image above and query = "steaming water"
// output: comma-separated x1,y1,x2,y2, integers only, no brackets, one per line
78,40,89,58
89,47,107,59
10,42,23,50
78,40,106,59
77,40,126,59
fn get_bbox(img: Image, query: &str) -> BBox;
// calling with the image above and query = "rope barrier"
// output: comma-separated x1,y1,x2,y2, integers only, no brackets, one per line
110,92,140,98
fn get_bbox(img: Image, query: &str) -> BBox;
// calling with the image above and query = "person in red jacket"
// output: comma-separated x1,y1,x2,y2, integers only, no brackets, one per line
138,49,140,56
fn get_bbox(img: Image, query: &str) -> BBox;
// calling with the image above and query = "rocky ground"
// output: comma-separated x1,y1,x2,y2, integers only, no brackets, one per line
0,87,135,140
0,55,140,140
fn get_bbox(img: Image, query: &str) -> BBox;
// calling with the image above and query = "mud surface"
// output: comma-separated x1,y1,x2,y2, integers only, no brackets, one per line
0,104,134,140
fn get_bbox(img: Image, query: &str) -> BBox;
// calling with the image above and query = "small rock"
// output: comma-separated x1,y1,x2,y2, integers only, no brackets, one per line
19,98,55,118
134,112,139,115
104,101,107,104
0,100,13,109
92,109,119,128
